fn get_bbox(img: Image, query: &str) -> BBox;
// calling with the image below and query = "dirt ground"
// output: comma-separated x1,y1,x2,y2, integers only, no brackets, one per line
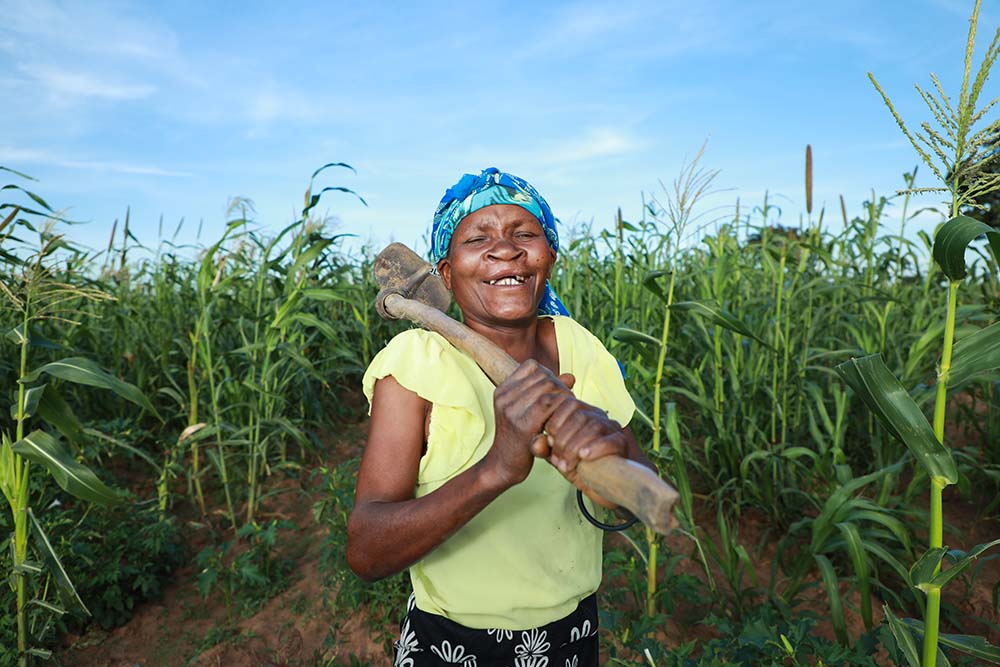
58,413,1000,667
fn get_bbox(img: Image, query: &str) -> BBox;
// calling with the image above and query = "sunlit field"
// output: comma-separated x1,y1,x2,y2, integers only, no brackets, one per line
2,4,1000,667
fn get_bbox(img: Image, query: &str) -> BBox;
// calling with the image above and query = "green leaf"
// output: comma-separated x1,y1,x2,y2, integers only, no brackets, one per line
910,546,949,590
949,321,1000,387
20,357,161,421
669,300,772,348
836,521,873,629
641,269,672,303
810,462,902,552
28,508,90,616
302,186,367,219
815,554,848,645
12,383,45,420
12,430,120,505
932,214,1000,280
915,539,1000,591
288,237,334,281
0,434,15,505
300,287,349,302
5,324,67,350
36,384,85,444
902,618,1000,663
28,598,66,616
283,312,339,341
836,354,957,485
610,327,662,348
884,606,922,667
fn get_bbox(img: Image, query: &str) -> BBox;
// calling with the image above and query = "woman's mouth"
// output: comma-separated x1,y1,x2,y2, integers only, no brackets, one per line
485,275,529,286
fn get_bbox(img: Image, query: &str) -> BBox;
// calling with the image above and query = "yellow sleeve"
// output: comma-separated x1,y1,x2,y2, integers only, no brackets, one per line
554,316,636,429
362,328,491,488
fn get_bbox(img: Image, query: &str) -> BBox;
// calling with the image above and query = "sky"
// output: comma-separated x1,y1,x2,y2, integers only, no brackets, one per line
1,0,997,258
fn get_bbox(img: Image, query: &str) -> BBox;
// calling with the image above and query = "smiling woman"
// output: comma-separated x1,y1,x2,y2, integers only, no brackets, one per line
347,168,655,666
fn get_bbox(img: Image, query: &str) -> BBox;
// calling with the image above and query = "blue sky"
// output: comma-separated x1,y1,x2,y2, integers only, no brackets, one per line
1,0,997,256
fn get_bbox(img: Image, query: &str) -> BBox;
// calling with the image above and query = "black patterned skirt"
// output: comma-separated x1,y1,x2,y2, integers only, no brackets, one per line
393,592,599,667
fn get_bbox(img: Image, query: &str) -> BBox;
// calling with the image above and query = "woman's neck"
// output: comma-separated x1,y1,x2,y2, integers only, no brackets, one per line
462,315,559,374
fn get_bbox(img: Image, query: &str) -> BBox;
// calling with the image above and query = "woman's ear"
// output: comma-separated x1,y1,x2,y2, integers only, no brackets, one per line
437,259,453,290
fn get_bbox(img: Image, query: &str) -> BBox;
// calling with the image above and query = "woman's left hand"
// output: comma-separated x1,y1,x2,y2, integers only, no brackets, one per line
530,398,631,508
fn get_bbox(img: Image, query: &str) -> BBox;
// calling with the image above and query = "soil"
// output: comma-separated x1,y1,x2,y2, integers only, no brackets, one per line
57,408,1000,667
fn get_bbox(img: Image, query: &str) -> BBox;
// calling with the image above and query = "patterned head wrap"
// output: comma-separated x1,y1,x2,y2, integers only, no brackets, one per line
431,167,569,316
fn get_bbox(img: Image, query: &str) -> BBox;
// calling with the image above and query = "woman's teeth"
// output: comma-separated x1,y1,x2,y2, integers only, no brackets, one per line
488,276,526,285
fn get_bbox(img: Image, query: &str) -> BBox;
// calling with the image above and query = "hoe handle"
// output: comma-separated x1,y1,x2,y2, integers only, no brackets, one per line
380,291,678,535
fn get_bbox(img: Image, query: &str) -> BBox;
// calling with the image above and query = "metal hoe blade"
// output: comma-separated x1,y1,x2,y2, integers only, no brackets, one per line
374,242,452,318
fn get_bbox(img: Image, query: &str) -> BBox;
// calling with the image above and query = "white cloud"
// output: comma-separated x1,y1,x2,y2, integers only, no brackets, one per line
0,147,190,177
247,87,323,125
551,127,639,163
19,63,155,101
0,0,179,62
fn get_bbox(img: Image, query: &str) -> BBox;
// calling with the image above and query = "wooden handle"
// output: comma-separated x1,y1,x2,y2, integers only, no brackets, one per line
381,292,679,535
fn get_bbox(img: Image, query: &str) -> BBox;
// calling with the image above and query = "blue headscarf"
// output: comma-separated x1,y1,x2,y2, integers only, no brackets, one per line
431,167,569,316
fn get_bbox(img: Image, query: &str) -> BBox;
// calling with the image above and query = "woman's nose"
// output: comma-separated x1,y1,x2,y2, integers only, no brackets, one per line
486,237,523,260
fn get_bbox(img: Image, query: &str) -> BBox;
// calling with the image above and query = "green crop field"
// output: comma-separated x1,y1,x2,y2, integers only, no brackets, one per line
2,4,1000,667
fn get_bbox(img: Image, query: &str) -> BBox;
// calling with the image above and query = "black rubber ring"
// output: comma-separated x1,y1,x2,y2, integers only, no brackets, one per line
576,490,639,532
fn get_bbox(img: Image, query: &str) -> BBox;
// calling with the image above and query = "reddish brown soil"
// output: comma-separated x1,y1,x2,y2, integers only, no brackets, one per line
58,411,1000,666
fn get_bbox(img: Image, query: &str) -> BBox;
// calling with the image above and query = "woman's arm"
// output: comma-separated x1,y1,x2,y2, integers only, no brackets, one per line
347,362,578,581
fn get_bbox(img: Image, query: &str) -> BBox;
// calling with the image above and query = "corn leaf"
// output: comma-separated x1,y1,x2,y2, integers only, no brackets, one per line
884,606,922,667
932,214,1000,280
836,521,873,629
911,539,1000,592
611,327,662,348
28,508,90,615
909,546,949,590
810,462,901,552
815,554,848,645
12,383,45,420
669,300,772,348
0,433,15,505
949,321,1000,387
12,430,120,505
20,357,161,421
836,354,957,485
37,384,85,445
27,598,66,616
5,324,67,350
641,270,672,303
902,618,1000,663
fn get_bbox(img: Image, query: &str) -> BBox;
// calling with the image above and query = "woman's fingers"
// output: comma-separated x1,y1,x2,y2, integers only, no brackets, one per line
529,433,552,458
545,401,627,474
558,372,576,390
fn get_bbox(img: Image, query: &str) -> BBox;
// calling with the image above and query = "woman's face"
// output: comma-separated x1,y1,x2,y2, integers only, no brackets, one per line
438,204,556,329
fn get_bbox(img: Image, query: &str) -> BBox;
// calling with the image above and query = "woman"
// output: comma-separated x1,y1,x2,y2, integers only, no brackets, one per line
348,168,653,666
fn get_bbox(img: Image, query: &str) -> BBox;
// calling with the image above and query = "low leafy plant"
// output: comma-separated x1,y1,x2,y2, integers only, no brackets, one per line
0,484,184,662
313,459,409,654
195,519,294,625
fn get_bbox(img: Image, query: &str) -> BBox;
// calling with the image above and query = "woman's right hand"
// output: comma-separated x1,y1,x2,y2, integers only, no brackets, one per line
484,359,577,490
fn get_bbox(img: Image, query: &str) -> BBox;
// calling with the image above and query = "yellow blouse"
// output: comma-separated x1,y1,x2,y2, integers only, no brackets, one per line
362,315,636,630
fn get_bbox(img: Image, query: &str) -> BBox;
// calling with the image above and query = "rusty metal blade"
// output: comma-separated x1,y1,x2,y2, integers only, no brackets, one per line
374,242,451,313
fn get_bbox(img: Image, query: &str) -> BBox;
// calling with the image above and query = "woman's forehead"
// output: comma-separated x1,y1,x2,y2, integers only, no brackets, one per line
455,204,543,232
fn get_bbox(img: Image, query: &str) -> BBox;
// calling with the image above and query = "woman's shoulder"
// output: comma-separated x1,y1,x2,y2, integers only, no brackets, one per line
549,315,608,356
363,327,478,406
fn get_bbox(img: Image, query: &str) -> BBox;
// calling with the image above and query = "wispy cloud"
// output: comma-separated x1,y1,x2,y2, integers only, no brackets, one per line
0,0,179,62
472,127,641,171
18,64,155,101
247,87,324,125
0,147,190,177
